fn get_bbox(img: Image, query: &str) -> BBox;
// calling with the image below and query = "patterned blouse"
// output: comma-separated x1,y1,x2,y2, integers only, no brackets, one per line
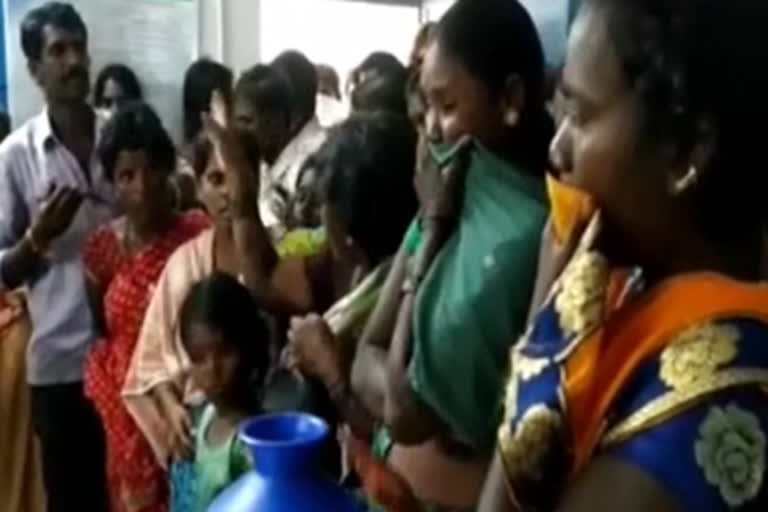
498,216,768,511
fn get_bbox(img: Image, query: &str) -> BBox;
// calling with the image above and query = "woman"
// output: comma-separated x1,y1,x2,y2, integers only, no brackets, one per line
288,0,553,509
479,1,768,511
93,63,143,120
122,132,246,468
83,103,209,511
213,109,418,323
123,110,417,475
0,292,44,512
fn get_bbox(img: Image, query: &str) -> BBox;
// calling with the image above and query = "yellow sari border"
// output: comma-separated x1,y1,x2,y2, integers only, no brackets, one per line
602,368,768,447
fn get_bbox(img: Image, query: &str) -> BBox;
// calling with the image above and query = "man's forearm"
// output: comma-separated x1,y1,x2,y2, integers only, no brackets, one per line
1,236,43,290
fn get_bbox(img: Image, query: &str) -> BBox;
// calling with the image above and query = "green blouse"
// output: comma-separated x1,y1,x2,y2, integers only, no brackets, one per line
193,404,252,512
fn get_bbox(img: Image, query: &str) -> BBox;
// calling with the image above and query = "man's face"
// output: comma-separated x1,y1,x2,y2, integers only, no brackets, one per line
30,24,90,103
233,95,290,164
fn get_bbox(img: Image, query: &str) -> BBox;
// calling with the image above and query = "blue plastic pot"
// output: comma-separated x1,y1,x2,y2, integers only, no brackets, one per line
207,412,362,512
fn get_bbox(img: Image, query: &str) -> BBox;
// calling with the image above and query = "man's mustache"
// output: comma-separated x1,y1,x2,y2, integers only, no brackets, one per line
64,67,88,82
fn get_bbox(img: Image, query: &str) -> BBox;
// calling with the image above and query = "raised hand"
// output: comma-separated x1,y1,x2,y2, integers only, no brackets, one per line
30,184,83,250
287,314,342,387
413,135,472,222
210,89,230,127
202,103,257,216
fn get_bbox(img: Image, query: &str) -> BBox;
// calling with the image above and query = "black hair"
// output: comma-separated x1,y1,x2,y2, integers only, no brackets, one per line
93,63,142,107
235,64,293,119
586,0,768,240
354,52,406,84
271,50,318,127
351,73,408,118
21,2,87,62
436,0,552,171
98,101,175,182
183,58,233,143
179,273,271,404
318,112,418,264
188,133,213,179
316,64,341,99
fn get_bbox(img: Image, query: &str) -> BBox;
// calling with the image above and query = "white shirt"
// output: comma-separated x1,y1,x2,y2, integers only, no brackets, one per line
316,93,348,128
0,109,117,384
259,116,326,233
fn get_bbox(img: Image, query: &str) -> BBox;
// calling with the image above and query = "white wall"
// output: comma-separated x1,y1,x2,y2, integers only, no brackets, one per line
198,0,261,74
259,0,419,85
423,0,453,21
201,0,420,88
5,0,422,131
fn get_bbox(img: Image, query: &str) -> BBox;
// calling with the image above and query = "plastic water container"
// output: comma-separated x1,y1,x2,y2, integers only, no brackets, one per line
207,412,362,512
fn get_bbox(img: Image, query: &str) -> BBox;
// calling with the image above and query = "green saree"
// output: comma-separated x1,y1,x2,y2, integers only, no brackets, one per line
409,143,548,453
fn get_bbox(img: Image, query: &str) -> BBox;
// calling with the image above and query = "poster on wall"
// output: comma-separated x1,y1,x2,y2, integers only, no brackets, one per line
3,0,198,140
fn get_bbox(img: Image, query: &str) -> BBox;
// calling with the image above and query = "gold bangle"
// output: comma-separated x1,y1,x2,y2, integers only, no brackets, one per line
401,278,414,295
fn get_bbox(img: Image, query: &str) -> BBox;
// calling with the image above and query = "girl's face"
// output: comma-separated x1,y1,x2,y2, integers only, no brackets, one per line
98,78,128,119
113,149,168,224
184,322,240,404
197,157,231,226
420,40,508,146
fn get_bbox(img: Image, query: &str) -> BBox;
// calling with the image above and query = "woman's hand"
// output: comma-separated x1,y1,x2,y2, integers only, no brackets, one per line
202,106,257,217
202,113,250,181
413,135,472,221
210,89,229,127
155,384,194,461
165,398,194,461
287,314,343,387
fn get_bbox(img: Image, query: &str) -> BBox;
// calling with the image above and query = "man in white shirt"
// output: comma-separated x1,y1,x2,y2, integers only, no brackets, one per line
0,3,113,510
233,57,326,237
315,63,347,128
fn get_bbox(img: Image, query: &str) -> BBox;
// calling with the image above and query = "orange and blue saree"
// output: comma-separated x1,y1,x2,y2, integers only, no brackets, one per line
499,214,768,511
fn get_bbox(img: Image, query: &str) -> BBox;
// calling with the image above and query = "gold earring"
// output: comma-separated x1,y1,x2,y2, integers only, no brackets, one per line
673,165,698,195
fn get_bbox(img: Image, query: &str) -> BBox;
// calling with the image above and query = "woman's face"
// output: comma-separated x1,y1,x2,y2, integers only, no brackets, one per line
197,157,231,226
551,6,677,262
99,78,128,118
184,322,240,404
420,40,506,145
113,149,168,223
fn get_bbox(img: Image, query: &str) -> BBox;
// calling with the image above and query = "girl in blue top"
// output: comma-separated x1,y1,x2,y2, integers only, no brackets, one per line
173,273,271,512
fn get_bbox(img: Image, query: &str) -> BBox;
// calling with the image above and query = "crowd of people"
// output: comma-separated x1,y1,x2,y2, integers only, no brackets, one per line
1,0,767,511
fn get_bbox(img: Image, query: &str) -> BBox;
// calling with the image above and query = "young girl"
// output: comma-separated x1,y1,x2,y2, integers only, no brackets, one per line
176,273,271,512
